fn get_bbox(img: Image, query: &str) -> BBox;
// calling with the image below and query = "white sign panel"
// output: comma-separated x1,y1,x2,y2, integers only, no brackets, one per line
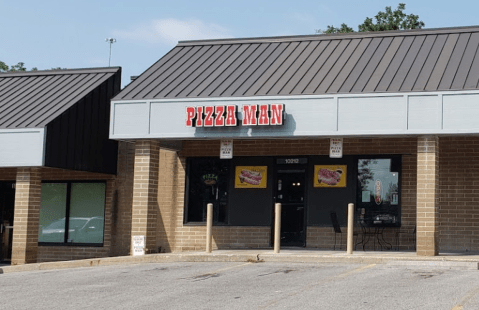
132,235,145,256
220,140,233,159
330,138,343,158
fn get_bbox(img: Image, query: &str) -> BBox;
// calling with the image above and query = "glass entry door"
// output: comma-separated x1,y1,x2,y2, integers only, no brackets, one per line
274,170,306,247
0,182,15,263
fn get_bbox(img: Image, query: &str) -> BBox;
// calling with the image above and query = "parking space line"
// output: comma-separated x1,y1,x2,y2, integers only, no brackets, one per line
183,262,253,280
451,285,479,310
258,264,377,309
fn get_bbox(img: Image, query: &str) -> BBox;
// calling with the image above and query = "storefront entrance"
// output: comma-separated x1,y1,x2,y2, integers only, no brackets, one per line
274,169,306,247
0,182,15,263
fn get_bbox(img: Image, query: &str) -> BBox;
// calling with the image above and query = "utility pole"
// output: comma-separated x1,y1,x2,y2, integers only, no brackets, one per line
105,38,117,67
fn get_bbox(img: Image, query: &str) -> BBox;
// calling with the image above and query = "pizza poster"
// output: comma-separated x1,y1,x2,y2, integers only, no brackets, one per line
235,166,268,188
314,165,347,188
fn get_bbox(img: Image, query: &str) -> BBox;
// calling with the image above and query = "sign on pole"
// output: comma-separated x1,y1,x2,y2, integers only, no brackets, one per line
220,140,233,159
330,138,343,158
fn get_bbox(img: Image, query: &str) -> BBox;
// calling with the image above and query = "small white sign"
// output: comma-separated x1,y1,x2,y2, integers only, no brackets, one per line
330,138,343,158
220,140,233,159
132,235,145,256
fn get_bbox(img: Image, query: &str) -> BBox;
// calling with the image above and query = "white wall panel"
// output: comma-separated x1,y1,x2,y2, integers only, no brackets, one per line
0,129,44,167
338,96,406,132
408,95,442,131
443,94,479,131
111,102,149,136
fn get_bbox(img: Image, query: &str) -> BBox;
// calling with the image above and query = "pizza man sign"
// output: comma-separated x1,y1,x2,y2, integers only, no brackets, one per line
185,104,285,127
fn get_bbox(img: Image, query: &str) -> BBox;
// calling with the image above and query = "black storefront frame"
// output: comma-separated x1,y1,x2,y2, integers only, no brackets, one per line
271,157,310,247
184,157,231,225
38,180,107,247
355,154,403,228
183,154,403,231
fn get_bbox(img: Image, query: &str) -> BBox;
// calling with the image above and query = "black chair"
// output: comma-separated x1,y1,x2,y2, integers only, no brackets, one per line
330,211,343,250
395,225,416,250
330,211,359,250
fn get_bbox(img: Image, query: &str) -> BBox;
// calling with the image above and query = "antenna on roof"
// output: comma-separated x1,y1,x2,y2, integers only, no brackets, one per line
105,38,117,67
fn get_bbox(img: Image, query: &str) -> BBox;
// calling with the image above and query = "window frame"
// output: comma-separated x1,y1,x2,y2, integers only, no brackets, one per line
184,157,231,225
38,180,106,247
355,155,402,227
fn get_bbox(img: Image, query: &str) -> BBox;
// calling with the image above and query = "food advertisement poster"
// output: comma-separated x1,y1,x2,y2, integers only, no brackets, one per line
314,165,347,188
235,166,267,188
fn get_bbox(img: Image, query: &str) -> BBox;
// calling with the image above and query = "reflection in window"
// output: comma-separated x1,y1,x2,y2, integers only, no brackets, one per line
38,182,105,244
357,158,400,226
186,158,229,223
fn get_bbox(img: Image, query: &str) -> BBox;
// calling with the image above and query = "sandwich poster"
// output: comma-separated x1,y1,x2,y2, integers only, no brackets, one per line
314,165,347,188
235,166,267,188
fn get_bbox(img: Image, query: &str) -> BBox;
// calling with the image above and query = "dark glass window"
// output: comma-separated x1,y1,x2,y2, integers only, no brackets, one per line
186,158,230,223
38,182,106,245
357,158,400,227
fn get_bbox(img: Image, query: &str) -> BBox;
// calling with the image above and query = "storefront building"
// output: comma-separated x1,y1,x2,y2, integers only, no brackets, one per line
0,67,121,264
110,26,479,257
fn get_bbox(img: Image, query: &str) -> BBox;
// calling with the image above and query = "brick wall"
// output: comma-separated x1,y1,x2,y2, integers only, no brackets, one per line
439,137,479,252
110,141,135,256
0,168,17,181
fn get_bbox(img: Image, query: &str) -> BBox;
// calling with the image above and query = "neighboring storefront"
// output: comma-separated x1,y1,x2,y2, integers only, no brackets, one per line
110,26,479,257
0,67,121,264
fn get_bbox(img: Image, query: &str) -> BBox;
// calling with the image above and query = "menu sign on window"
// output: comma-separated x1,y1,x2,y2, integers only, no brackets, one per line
235,166,267,188
314,165,347,188
330,138,343,158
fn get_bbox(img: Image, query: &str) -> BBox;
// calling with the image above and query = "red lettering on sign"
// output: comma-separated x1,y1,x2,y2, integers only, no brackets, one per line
186,106,196,127
204,106,214,127
214,106,225,126
242,105,258,126
225,105,237,126
258,104,269,125
196,106,204,127
270,104,284,125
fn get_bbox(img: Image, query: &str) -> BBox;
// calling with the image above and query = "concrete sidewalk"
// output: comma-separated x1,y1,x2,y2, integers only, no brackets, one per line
1,249,479,274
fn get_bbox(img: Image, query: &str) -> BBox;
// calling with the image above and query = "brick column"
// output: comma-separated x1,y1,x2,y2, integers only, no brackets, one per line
11,168,42,265
131,140,160,255
416,136,439,256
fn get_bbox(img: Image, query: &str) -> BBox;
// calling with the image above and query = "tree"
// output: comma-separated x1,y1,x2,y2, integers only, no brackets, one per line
0,61,8,72
317,3,425,34
0,61,61,73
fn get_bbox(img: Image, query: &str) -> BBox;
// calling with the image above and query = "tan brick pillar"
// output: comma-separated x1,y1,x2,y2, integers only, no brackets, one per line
131,140,160,255
416,136,439,256
11,168,42,265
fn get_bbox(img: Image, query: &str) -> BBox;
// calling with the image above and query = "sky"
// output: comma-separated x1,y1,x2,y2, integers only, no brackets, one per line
1,0,478,88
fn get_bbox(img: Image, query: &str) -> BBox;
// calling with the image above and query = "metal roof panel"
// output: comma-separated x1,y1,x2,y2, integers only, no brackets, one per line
111,27,479,101
0,67,120,129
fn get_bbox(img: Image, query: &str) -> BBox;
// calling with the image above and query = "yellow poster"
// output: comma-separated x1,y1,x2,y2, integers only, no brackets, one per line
314,165,347,188
235,166,267,188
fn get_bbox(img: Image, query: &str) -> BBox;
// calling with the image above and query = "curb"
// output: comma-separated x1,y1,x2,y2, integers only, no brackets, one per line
1,252,478,274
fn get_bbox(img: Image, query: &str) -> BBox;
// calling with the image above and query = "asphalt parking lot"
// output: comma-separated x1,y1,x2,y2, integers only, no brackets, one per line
1,261,479,310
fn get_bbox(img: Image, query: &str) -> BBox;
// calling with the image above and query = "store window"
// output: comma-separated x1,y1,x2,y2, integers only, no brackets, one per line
356,158,401,227
38,182,106,245
186,158,229,223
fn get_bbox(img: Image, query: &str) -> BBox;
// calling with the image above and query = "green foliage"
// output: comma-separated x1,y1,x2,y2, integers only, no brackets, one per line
358,3,424,32
319,23,355,34
9,62,27,71
0,61,8,72
318,3,425,34
0,61,64,72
